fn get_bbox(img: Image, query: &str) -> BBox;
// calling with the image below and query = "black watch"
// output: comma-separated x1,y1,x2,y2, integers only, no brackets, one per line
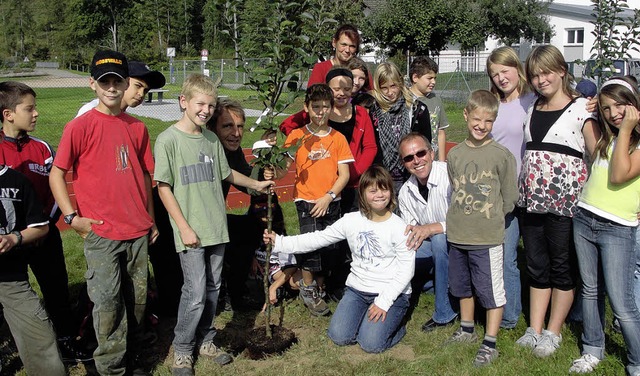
11,230,22,247
63,212,77,225
327,191,336,200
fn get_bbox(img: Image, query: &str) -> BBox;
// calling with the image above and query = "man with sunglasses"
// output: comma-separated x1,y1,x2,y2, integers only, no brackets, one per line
397,132,458,332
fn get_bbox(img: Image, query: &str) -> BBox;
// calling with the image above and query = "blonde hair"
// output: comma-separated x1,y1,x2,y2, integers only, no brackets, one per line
486,46,530,100
181,74,217,101
465,90,499,118
371,62,413,112
525,45,577,102
595,76,640,159
357,166,397,219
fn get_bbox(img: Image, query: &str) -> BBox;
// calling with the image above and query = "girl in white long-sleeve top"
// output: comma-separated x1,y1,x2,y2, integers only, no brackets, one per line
264,165,414,353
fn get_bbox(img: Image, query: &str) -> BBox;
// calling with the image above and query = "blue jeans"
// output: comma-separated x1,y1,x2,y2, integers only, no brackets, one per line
574,209,640,375
635,227,640,314
414,234,457,323
173,244,225,355
327,287,410,353
501,212,522,328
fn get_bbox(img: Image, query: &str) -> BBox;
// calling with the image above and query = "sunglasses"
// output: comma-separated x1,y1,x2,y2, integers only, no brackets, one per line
402,149,429,163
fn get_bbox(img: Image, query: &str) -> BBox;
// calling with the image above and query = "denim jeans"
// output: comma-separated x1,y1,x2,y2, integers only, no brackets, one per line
0,281,65,376
327,287,410,353
501,212,522,328
173,244,225,355
635,227,640,315
574,208,640,375
414,234,457,324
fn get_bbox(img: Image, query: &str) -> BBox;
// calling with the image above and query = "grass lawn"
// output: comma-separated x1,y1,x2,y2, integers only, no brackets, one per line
5,85,631,375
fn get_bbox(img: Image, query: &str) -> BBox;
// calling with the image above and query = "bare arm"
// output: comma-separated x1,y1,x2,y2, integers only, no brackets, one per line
144,173,159,244
582,118,600,160
49,166,102,238
157,182,198,248
310,163,350,218
437,129,447,161
225,169,274,193
0,225,49,255
610,105,640,184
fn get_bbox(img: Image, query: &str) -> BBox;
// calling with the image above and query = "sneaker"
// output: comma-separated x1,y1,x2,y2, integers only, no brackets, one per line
57,337,93,363
532,329,562,358
516,327,541,349
172,354,194,376
569,354,601,373
445,327,478,344
199,341,233,366
298,280,330,317
473,344,499,367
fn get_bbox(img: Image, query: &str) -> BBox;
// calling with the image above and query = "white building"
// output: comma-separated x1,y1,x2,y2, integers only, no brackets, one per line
364,0,640,74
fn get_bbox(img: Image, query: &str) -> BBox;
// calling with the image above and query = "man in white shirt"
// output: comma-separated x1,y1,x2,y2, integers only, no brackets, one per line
398,132,457,332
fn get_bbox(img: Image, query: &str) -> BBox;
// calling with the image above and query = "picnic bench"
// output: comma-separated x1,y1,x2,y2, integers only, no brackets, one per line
146,89,169,104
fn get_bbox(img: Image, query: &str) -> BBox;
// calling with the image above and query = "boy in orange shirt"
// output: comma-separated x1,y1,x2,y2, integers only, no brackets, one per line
283,84,354,316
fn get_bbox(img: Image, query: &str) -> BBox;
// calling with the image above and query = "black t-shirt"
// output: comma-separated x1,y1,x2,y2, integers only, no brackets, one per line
222,147,253,198
0,166,48,282
329,104,356,144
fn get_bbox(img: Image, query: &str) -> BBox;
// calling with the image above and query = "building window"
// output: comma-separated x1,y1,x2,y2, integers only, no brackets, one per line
566,29,584,45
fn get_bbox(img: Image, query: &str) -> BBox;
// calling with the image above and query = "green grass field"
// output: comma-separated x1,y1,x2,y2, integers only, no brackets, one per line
6,85,631,375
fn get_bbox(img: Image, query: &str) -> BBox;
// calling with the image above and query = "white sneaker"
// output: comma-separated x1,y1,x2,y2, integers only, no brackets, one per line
532,329,562,358
569,354,601,373
515,327,540,349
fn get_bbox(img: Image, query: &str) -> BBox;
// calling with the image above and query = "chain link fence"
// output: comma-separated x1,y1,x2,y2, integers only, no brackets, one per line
5,54,588,148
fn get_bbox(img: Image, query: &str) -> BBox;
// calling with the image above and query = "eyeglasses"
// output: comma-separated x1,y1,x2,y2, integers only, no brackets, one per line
402,149,429,163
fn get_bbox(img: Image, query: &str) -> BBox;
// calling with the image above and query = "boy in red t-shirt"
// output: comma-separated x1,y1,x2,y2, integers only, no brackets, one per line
49,50,156,375
283,84,354,316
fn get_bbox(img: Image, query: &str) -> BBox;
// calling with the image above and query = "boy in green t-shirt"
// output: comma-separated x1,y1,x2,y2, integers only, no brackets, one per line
444,90,517,367
409,56,450,161
154,74,273,375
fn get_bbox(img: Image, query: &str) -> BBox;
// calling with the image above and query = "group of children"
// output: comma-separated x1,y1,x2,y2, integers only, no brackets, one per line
0,36,639,376
265,41,640,374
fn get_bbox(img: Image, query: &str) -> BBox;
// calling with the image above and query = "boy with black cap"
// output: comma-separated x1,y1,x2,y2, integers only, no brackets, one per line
50,50,157,375
76,60,166,116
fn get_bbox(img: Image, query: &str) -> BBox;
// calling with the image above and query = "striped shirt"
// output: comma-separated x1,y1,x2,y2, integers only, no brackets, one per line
398,161,451,233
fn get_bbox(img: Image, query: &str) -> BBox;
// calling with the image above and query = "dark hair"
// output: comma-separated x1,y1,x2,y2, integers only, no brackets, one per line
625,75,639,87
358,165,397,219
410,56,439,79
596,76,640,159
325,67,353,84
346,57,370,92
207,98,245,132
304,84,334,106
352,92,376,111
0,81,36,122
333,24,361,53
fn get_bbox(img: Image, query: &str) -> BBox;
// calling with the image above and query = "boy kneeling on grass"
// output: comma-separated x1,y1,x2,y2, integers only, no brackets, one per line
444,90,518,367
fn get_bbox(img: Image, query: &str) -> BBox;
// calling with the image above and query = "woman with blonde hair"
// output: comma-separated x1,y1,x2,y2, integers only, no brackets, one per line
485,46,536,330
370,61,430,191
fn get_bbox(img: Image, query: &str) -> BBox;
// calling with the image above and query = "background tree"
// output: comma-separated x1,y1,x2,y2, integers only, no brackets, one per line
363,0,552,56
590,0,640,83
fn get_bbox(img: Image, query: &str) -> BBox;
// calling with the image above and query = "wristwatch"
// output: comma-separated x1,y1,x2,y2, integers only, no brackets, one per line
327,191,336,200
63,212,77,225
11,230,22,247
